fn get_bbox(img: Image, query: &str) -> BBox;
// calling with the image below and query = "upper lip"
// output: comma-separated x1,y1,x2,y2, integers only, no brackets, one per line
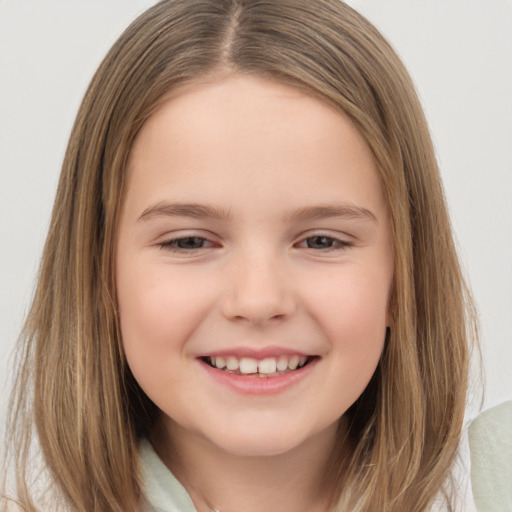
197,346,313,360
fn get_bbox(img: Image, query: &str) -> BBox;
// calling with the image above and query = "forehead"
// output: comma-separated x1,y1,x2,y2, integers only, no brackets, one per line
124,74,386,219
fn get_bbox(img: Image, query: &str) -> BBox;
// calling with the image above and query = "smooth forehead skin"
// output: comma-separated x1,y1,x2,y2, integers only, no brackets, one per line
124,74,385,221
116,74,393,467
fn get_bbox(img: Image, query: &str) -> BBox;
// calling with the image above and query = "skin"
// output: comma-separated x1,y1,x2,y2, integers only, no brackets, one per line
116,74,394,512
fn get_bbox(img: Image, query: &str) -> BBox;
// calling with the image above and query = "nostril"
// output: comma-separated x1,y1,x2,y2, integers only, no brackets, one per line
221,268,297,324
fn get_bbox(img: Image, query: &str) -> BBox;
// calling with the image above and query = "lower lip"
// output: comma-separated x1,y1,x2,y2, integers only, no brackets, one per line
198,358,318,395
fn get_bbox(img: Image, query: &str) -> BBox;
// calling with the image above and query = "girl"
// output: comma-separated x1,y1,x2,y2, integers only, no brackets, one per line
2,0,476,511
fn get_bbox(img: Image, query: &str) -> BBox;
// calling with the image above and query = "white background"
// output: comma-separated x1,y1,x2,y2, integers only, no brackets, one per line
1,0,511,504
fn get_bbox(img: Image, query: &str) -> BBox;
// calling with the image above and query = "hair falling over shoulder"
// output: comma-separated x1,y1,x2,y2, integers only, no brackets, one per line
2,1,477,511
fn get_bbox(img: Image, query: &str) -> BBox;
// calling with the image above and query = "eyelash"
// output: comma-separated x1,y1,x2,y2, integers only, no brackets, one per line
158,236,216,251
295,235,352,251
157,234,352,252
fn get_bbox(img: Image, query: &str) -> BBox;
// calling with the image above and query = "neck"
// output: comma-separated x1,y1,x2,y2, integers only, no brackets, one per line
150,418,347,512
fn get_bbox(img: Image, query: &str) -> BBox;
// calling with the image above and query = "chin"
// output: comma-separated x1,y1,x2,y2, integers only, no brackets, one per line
216,434,303,458
204,418,323,458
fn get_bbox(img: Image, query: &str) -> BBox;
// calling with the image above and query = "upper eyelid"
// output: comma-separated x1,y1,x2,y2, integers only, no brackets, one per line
294,229,354,242
153,229,354,246
294,235,352,248
154,229,218,243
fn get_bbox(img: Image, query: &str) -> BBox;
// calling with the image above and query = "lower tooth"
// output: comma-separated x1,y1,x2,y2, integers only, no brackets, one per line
221,368,299,376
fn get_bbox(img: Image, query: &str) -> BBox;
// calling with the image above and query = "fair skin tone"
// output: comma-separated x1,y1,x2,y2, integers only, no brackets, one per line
116,74,394,512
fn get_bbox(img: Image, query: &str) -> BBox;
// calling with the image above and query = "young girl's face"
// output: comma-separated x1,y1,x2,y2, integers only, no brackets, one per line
116,75,394,457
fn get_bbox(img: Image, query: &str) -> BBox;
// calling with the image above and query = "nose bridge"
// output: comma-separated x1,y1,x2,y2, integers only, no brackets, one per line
222,243,295,324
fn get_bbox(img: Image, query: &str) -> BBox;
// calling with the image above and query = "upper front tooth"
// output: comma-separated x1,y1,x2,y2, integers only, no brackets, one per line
239,357,258,374
258,358,277,374
276,355,288,371
288,355,300,370
214,355,307,373
226,357,239,371
214,356,226,369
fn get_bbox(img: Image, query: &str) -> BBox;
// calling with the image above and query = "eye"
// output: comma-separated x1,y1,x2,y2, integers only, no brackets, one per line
296,235,351,251
158,236,215,251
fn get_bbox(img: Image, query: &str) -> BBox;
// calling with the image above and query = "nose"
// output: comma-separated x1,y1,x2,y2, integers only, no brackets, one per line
221,251,297,325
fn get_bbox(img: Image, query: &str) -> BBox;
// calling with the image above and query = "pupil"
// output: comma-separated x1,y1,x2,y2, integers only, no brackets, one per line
308,236,333,249
178,237,203,249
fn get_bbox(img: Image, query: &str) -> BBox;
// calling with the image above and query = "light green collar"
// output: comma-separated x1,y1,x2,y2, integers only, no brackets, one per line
139,438,198,512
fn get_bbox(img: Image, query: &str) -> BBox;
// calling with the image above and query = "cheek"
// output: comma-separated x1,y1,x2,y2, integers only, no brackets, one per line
302,266,390,402
306,265,390,336
116,262,213,382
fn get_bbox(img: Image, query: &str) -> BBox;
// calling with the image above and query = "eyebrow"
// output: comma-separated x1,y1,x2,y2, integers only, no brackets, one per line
138,201,377,223
138,202,232,221
286,204,377,223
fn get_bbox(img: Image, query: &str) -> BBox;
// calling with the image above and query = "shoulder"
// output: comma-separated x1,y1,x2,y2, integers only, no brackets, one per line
470,400,512,511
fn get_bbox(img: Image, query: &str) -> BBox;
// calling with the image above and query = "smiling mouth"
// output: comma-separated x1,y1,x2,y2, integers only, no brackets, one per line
201,355,315,377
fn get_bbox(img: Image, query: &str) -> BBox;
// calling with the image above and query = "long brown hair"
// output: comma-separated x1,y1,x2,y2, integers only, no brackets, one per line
2,1,475,510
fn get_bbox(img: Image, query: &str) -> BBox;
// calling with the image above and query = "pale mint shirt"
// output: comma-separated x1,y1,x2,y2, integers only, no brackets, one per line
139,438,198,512
469,400,512,512
141,420,512,512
